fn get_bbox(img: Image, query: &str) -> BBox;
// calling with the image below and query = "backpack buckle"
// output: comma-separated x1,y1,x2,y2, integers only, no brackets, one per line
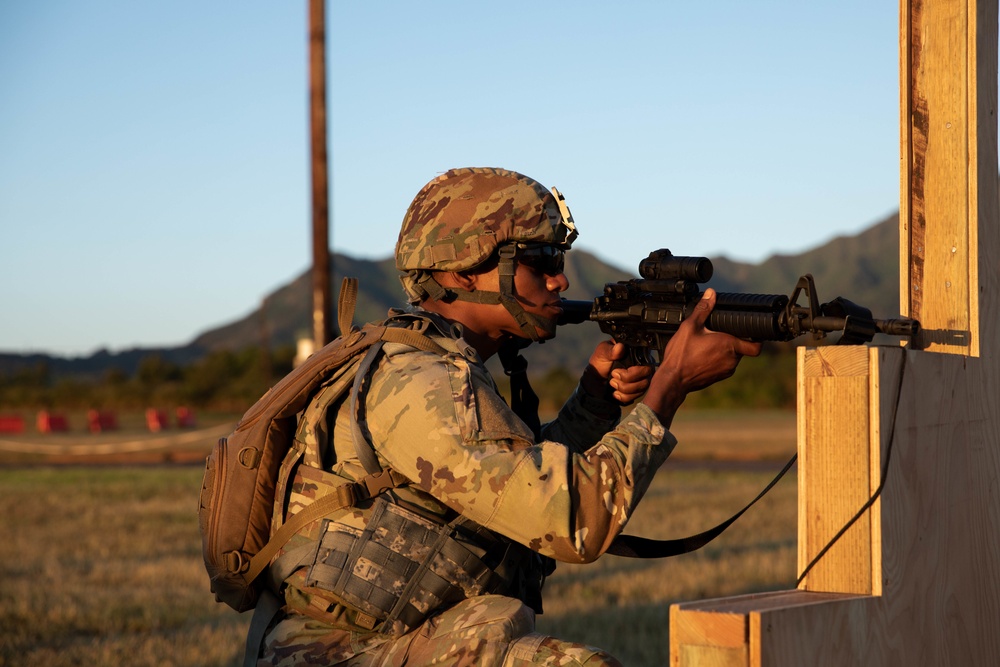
363,470,396,498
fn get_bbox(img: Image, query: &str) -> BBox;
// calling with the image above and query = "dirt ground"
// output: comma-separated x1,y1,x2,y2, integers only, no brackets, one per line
0,409,796,467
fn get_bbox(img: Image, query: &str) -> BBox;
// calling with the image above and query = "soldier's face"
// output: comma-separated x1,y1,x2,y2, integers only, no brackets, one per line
476,259,570,341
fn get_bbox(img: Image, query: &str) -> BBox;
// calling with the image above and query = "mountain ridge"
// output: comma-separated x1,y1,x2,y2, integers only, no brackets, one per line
0,212,901,380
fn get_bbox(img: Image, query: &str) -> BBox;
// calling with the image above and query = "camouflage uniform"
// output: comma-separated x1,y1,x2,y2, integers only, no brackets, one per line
258,168,676,665
260,316,675,666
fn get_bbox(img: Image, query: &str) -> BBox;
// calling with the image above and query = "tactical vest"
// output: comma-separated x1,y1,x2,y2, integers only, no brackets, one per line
266,311,551,638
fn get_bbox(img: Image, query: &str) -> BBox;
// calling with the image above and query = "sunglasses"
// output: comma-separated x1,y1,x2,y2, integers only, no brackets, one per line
512,243,566,276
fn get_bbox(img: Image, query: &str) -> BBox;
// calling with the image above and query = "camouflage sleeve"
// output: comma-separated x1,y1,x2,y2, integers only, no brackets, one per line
364,347,677,564
541,384,622,454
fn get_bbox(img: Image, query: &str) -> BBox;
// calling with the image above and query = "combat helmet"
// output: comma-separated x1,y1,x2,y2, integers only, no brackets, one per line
396,167,578,341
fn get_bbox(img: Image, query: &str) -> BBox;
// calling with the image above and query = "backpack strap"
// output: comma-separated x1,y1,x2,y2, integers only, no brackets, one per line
338,277,359,336
339,276,448,354
350,315,452,475
243,587,283,667
242,465,411,587
350,341,386,475
241,303,450,587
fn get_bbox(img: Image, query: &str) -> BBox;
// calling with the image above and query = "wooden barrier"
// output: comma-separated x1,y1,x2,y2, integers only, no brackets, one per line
146,408,169,432
0,415,26,434
87,410,118,433
36,411,69,433
670,1,1000,663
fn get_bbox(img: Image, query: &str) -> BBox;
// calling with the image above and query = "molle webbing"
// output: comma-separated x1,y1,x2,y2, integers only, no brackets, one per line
305,497,507,637
243,467,410,586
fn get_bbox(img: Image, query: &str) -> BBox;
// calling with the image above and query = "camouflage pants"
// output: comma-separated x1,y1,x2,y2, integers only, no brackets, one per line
259,594,622,666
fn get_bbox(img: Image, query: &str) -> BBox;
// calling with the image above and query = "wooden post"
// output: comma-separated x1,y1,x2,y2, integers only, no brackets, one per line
669,0,1000,663
310,0,332,348
900,0,994,356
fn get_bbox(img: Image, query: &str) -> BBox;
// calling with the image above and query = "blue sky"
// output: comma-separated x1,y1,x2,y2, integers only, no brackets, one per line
0,1,901,357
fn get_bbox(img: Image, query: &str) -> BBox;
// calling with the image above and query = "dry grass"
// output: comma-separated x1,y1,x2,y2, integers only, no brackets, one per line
0,410,797,667
0,466,248,667
535,464,797,665
657,408,797,461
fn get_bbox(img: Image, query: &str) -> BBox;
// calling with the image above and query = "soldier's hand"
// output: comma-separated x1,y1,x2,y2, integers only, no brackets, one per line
642,289,761,424
582,340,653,405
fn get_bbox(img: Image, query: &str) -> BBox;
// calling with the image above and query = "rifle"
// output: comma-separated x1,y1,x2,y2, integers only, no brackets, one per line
558,249,920,366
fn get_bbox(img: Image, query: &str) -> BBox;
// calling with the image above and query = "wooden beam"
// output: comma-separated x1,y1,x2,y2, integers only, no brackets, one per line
900,0,996,355
796,347,875,595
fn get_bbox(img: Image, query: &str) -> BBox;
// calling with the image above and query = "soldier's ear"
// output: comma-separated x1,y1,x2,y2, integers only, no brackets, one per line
440,270,478,292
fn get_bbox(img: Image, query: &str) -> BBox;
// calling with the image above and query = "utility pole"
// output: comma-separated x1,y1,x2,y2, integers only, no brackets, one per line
309,0,332,350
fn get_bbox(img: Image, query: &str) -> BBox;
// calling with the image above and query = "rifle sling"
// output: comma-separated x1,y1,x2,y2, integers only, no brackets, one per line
607,453,797,558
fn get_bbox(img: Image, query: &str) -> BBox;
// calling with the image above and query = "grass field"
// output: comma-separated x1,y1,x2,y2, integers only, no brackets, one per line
0,410,798,666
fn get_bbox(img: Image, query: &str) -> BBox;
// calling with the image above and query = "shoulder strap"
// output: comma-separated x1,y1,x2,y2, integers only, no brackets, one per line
243,287,450,588
338,276,448,355
244,587,283,667
350,341,386,475
348,312,451,475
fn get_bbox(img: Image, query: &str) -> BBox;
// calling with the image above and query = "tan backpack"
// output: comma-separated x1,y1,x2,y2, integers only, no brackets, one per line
197,279,446,612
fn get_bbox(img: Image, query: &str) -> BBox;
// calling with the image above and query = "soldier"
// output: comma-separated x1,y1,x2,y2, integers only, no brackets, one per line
257,167,761,666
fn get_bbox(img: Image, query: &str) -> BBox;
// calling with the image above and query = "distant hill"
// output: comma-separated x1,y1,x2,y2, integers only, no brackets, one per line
0,212,902,380
188,247,632,354
707,211,900,318
0,346,206,383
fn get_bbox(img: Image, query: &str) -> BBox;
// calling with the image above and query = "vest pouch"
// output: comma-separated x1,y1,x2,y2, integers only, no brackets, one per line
304,496,505,636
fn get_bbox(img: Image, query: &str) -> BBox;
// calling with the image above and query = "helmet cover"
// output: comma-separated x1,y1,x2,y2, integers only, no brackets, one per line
395,167,577,276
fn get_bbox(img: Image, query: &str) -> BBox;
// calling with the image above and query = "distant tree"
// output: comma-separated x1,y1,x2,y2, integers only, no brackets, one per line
137,354,183,386
535,366,579,414
0,361,52,407
683,344,797,410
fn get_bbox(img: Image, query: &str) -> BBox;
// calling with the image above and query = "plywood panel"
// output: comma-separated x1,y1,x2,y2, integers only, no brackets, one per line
751,596,882,665
875,352,1000,664
671,603,747,667
679,646,747,667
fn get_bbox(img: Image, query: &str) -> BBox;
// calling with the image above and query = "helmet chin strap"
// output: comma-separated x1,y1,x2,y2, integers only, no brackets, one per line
411,245,554,343
494,245,553,342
